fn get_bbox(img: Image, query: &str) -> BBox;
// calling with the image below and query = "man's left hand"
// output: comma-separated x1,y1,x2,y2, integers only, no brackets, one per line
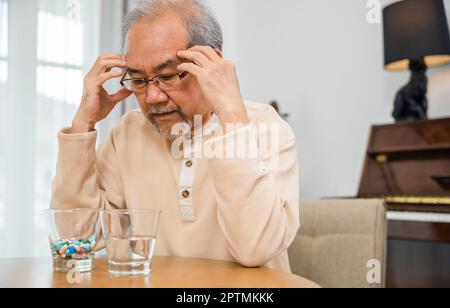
177,46,249,128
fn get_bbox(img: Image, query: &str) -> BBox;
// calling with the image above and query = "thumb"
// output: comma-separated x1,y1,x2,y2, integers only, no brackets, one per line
110,87,133,104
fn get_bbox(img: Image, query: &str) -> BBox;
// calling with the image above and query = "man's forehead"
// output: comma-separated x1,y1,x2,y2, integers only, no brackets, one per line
124,38,185,74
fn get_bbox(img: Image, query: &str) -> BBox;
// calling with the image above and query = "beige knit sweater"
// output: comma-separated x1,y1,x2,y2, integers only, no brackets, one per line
51,101,300,272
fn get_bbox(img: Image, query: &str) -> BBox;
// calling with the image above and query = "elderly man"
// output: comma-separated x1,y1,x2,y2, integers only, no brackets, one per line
51,0,299,272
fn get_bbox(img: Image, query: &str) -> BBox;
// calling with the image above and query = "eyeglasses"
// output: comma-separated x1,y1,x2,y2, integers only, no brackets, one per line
120,71,189,94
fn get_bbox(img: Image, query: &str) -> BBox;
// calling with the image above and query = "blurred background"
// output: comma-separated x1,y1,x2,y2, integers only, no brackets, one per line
0,0,449,259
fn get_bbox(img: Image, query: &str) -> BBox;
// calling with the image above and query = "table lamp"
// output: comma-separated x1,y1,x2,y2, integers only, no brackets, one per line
383,0,450,122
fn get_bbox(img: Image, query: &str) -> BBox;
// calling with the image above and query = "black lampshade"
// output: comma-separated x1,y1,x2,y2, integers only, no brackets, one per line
383,0,450,70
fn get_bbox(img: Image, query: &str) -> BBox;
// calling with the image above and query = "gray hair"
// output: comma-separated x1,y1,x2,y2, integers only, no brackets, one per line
123,0,223,51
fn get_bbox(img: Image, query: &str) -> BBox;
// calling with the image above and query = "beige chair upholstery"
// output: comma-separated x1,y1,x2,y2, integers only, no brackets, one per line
288,199,387,288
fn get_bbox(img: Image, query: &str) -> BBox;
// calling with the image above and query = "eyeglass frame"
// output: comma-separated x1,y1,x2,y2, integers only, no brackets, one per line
120,70,189,93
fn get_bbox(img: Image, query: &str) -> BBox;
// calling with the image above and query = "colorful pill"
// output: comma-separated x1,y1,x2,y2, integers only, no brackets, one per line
58,245,68,255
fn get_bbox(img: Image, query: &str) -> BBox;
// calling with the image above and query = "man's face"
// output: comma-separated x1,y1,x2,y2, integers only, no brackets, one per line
124,13,210,137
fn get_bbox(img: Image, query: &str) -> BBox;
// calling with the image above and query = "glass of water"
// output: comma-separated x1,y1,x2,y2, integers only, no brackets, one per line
99,209,161,277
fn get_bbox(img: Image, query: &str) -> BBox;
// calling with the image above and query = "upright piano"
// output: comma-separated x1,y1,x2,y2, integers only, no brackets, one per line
358,117,450,288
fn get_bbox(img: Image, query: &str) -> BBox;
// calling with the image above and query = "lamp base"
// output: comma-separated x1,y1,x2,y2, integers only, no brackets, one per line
392,59,428,122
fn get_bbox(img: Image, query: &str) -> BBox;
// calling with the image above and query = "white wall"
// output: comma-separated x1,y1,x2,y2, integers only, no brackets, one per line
204,0,450,198
203,0,238,61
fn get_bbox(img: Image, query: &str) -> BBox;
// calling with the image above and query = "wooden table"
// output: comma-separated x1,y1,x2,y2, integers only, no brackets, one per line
0,257,320,288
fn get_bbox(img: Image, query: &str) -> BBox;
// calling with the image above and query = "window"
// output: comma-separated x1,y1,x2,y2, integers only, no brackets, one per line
0,0,106,258
33,0,101,256
0,0,125,258
34,0,86,231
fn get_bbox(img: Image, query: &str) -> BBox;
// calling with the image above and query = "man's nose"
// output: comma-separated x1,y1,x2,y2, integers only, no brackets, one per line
145,83,169,105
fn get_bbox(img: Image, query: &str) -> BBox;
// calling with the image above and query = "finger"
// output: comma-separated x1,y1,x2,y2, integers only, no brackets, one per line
177,50,211,68
189,45,222,62
92,54,125,73
110,87,133,104
98,53,124,61
95,70,124,86
177,62,203,76
95,59,127,74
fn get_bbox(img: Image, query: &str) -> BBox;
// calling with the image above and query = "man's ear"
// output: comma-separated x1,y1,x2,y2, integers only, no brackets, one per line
214,48,224,58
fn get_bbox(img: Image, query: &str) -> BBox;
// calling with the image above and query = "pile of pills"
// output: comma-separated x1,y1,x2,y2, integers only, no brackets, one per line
52,236,97,260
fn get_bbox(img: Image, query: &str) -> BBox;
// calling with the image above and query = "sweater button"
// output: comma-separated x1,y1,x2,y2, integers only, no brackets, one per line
185,160,193,168
182,190,190,199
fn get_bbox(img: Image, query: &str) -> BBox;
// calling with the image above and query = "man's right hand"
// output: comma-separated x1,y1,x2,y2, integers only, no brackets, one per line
70,53,132,134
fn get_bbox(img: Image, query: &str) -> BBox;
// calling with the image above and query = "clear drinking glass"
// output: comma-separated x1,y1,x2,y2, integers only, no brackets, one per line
99,209,161,277
45,209,100,273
